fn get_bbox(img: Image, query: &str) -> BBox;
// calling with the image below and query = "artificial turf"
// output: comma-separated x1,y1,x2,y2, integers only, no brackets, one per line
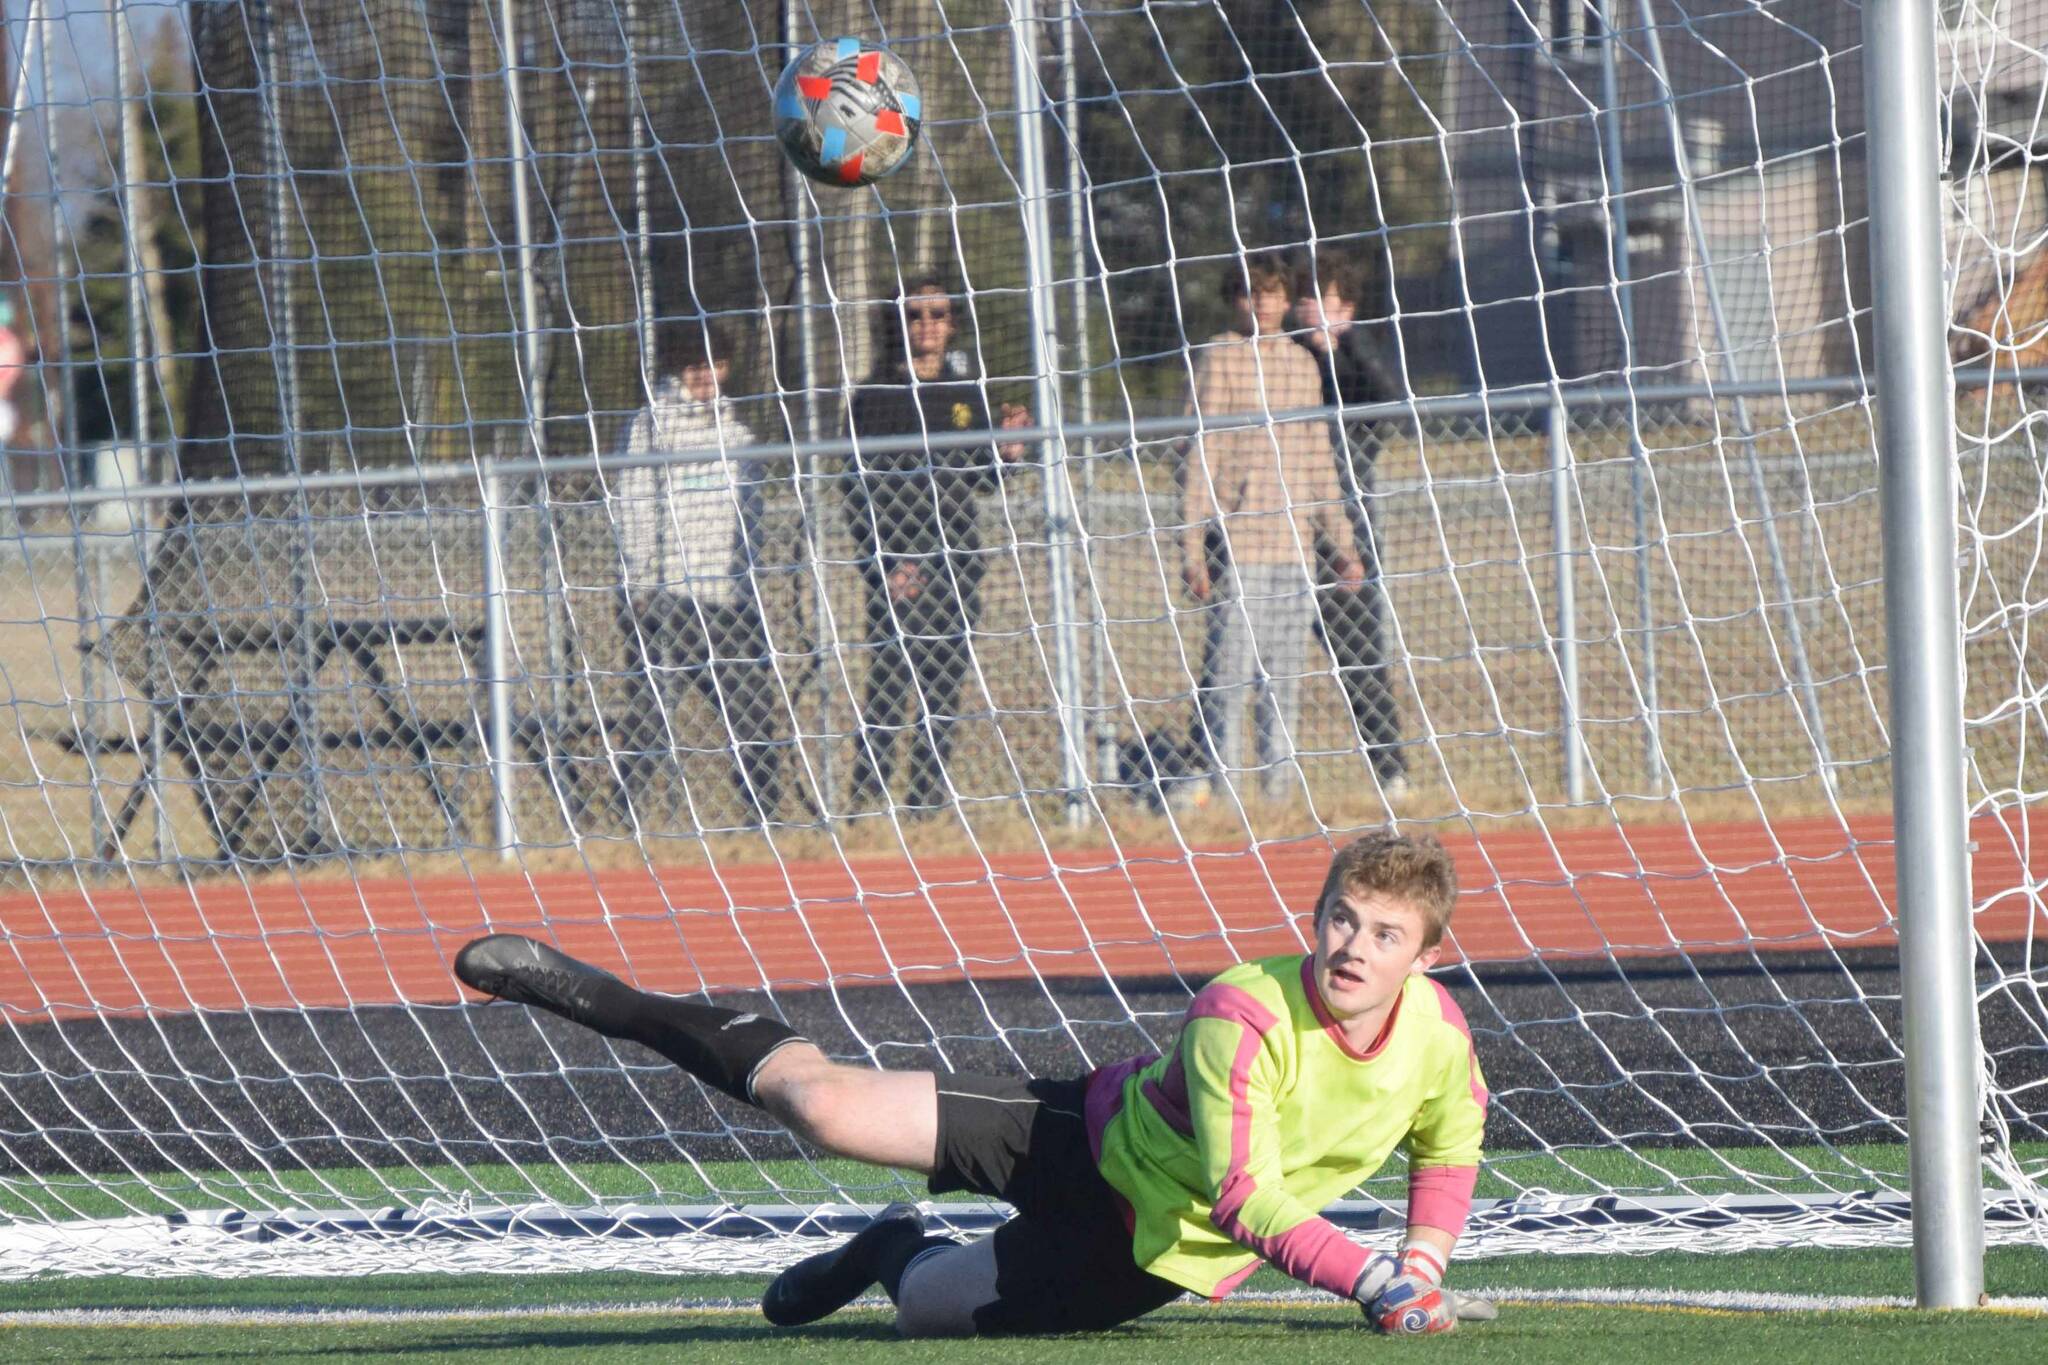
7,1302,2048,1365
2,1247,2044,1363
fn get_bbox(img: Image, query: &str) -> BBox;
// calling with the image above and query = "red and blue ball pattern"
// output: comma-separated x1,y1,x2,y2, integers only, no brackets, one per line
774,37,923,188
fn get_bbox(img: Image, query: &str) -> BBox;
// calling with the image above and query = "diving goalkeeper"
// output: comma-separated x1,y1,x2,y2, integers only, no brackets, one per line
453,831,1491,1337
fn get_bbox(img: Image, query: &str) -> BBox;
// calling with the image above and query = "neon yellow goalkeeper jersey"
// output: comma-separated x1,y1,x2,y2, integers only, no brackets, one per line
1083,954,1487,1300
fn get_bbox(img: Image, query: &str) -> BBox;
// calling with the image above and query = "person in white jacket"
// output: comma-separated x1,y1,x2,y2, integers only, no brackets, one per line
609,320,784,828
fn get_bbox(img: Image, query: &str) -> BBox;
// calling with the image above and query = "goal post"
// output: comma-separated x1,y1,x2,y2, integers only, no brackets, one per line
0,0,2038,1282
1864,0,1984,1309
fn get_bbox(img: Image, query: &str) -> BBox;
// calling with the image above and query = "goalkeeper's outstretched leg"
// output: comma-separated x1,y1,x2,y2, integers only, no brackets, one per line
453,933,940,1170
453,932,1175,1336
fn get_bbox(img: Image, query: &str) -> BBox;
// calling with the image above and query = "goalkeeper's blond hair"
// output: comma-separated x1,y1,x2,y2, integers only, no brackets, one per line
1315,833,1459,949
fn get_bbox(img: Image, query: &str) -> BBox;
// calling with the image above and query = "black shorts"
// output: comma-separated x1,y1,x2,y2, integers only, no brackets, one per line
927,1072,1185,1334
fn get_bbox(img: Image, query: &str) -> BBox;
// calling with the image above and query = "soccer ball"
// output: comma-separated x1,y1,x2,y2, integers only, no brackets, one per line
774,37,923,187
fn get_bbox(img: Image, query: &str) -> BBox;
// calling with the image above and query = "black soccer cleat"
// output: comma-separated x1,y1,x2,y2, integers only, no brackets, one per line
453,934,621,1029
761,1203,926,1328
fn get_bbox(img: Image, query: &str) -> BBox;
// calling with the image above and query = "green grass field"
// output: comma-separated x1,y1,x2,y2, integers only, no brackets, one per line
3,1248,2045,1363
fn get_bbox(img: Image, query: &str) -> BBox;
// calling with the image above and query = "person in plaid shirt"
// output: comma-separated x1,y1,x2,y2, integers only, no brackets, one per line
608,320,784,829
1181,260,1360,807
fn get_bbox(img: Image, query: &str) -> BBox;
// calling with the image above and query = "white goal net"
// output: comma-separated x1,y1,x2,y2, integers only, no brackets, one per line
0,0,2040,1277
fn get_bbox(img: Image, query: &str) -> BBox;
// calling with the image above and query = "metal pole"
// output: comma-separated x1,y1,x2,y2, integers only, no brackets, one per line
1863,0,1984,1310
0,0,45,214
0,0,46,512
784,2,835,817
500,0,557,740
624,0,664,833
497,0,545,440
1635,0,1835,788
627,0,654,384
45,1,103,861
112,0,170,862
1550,399,1584,803
1011,0,1087,819
1597,0,1664,792
261,1,328,858
1057,0,1111,790
483,460,516,857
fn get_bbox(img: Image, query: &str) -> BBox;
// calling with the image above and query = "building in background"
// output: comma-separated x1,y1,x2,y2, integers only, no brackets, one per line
1435,0,2048,393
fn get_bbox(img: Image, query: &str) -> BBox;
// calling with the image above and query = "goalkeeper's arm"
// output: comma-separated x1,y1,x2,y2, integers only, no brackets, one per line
1364,996,1494,1333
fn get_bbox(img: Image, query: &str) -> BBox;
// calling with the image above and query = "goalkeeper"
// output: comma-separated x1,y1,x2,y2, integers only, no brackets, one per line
453,831,1490,1337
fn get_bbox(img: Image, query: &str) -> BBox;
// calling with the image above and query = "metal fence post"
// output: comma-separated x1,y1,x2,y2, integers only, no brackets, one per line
784,2,837,819
500,0,562,747
1011,0,1088,820
257,0,331,859
113,0,172,862
1596,0,1664,794
1550,399,1585,804
1057,0,1111,790
43,0,104,863
482,459,517,858
0,0,46,226
1863,0,1985,1310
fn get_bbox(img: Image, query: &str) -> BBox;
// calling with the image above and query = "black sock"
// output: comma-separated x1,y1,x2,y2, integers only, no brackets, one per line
579,976,806,1106
878,1234,962,1303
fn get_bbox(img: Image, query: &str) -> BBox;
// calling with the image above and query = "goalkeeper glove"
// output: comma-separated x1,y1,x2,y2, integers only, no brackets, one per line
1349,1251,1402,1311
1367,1245,1458,1336
1442,1287,1499,1324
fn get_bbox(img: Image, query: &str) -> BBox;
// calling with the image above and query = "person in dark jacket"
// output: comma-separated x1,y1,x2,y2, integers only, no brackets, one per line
845,277,1028,812
1295,257,1409,800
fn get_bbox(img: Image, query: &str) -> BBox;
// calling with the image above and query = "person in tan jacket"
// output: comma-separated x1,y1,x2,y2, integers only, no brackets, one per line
1181,260,1360,805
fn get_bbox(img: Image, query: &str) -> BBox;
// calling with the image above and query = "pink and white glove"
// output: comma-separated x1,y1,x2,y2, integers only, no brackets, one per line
1367,1245,1459,1336
1350,1250,1402,1309
1354,1244,1498,1333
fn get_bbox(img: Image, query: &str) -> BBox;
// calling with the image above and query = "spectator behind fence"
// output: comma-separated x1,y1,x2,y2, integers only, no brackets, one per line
1295,256,1409,803
844,277,1029,815
1181,259,1359,807
608,319,784,829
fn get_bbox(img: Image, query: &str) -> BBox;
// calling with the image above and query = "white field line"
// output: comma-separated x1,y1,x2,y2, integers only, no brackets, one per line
2,1287,2045,1328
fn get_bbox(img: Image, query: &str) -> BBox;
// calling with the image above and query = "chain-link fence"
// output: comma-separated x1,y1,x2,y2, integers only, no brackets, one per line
3,380,2035,876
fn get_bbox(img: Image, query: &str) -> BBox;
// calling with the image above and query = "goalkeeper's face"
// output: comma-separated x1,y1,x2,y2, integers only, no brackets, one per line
1312,893,1443,1028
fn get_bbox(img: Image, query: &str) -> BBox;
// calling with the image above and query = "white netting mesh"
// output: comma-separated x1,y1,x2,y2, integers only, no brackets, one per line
0,0,2038,1276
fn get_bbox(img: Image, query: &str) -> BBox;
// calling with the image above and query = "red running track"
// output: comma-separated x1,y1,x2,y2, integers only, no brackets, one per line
0,812,2040,1021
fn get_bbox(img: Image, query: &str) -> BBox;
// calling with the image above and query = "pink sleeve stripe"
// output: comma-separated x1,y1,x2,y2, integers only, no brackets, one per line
1197,984,1278,1235
1188,981,1281,1034
1429,979,1489,1111
1201,983,1367,1297
1407,1163,1478,1237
